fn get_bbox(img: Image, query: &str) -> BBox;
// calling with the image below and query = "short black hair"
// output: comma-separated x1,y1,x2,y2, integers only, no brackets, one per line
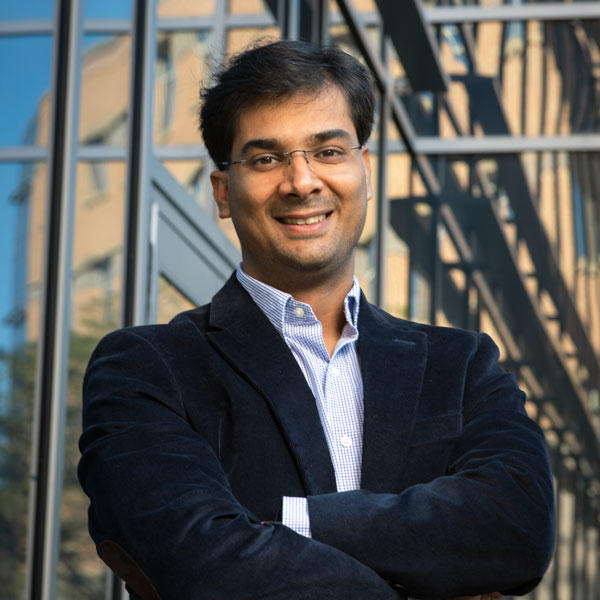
200,40,375,169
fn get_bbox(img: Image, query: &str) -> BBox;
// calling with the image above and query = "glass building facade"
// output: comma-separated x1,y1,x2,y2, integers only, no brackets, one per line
1,0,599,598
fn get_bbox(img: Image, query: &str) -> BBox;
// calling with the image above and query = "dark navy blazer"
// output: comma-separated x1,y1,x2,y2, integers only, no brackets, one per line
78,274,555,599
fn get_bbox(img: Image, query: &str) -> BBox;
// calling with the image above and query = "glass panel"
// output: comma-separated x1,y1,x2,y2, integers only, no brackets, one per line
385,153,432,323
329,0,377,16
153,30,213,146
0,161,46,599
469,20,600,135
157,275,195,324
79,34,131,146
84,0,132,19
161,159,214,215
158,0,215,18
483,153,600,357
383,224,409,318
0,0,53,19
437,222,465,329
226,26,280,57
355,150,377,299
228,0,269,15
0,36,53,146
385,149,418,318
58,161,127,598
439,24,470,76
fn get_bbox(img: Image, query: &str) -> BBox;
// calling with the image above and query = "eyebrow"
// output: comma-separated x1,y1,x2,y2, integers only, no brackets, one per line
239,129,354,158
239,138,279,157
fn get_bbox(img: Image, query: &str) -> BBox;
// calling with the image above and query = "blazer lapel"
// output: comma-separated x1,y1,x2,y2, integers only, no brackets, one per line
358,296,428,492
205,275,337,495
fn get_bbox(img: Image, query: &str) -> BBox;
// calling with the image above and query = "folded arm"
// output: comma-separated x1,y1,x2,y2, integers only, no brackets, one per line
78,329,400,600
306,333,555,598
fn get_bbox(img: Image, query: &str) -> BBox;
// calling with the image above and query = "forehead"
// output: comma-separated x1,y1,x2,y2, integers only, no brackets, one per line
231,86,356,151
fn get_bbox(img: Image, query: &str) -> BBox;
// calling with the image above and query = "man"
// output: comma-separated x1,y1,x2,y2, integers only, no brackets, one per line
78,41,555,600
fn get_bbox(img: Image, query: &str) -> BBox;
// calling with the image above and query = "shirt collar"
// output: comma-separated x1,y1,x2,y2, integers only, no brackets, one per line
236,264,360,338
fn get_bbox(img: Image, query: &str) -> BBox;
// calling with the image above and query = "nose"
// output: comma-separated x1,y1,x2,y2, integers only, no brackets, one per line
278,150,323,200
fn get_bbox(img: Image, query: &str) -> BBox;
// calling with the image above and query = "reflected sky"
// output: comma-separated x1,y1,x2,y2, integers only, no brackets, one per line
0,36,53,147
0,0,54,20
0,164,26,352
0,0,132,20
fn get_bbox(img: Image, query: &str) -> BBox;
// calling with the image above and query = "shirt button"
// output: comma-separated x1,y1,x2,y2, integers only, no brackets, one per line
293,306,305,318
340,435,352,448
329,366,340,377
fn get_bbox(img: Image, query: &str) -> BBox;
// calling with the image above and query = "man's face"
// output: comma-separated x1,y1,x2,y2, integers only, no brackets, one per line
210,85,372,287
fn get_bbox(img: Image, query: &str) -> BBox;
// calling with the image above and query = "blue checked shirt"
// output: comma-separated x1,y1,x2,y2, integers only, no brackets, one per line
236,266,364,538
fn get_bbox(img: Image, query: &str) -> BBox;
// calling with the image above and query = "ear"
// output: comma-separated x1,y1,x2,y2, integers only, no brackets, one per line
361,147,373,202
210,170,231,218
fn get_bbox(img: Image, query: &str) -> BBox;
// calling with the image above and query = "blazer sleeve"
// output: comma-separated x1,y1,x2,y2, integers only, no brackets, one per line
307,332,555,599
78,328,401,600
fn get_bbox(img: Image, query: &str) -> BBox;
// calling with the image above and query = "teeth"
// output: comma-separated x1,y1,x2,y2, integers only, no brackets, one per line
281,214,327,225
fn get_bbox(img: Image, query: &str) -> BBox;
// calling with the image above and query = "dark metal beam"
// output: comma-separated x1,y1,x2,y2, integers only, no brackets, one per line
122,0,157,328
26,0,82,598
375,0,448,92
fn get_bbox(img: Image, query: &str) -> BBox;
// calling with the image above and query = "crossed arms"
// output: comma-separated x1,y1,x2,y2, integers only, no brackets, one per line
78,324,555,599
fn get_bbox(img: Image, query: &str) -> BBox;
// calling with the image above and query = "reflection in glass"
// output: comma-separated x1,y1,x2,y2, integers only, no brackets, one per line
161,159,214,215
157,276,195,324
84,0,132,19
58,161,126,598
229,0,269,15
158,0,215,18
226,26,280,57
0,162,46,599
79,35,132,146
0,36,53,147
0,0,53,20
154,30,213,146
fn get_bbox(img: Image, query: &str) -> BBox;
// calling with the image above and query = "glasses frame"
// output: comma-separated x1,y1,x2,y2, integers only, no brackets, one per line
218,144,363,170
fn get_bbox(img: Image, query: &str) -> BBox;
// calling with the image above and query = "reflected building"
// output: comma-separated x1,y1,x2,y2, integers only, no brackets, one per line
0,0,599,598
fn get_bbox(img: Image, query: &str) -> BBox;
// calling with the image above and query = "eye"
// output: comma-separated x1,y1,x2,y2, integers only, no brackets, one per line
250,154,283,170
313,146,347,163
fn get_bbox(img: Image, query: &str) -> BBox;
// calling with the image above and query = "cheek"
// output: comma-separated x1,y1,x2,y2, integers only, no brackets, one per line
228,180,274,216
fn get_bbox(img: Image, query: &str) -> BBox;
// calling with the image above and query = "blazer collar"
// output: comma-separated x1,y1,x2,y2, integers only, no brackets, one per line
206,275,428,495
206,274,337,495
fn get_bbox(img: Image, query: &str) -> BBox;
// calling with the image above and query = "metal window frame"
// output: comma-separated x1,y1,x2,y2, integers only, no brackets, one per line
25,1,83,599
424,3,600,24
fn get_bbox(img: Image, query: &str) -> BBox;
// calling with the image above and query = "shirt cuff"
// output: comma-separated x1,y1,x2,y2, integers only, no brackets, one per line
282,496,312,538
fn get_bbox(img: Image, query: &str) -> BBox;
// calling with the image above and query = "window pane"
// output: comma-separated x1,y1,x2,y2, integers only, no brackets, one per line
0,161,47,599
58,161,126,598
463,20,600,135
161,159,214,215
153,30,213,146
0,0,53,19
79,35,132,146
157,275,195,324
226,26,280,57
0,36,53,146
84,0,132,19
228,0,269,15
158,0,215,18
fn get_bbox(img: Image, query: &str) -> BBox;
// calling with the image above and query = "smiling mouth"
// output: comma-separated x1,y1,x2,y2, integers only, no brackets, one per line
278,212,331,225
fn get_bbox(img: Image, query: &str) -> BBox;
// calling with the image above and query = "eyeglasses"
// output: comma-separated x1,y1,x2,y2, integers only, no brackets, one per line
219,143,363,174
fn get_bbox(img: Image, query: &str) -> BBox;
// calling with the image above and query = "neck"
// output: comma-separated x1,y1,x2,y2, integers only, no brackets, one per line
247,266,355,356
